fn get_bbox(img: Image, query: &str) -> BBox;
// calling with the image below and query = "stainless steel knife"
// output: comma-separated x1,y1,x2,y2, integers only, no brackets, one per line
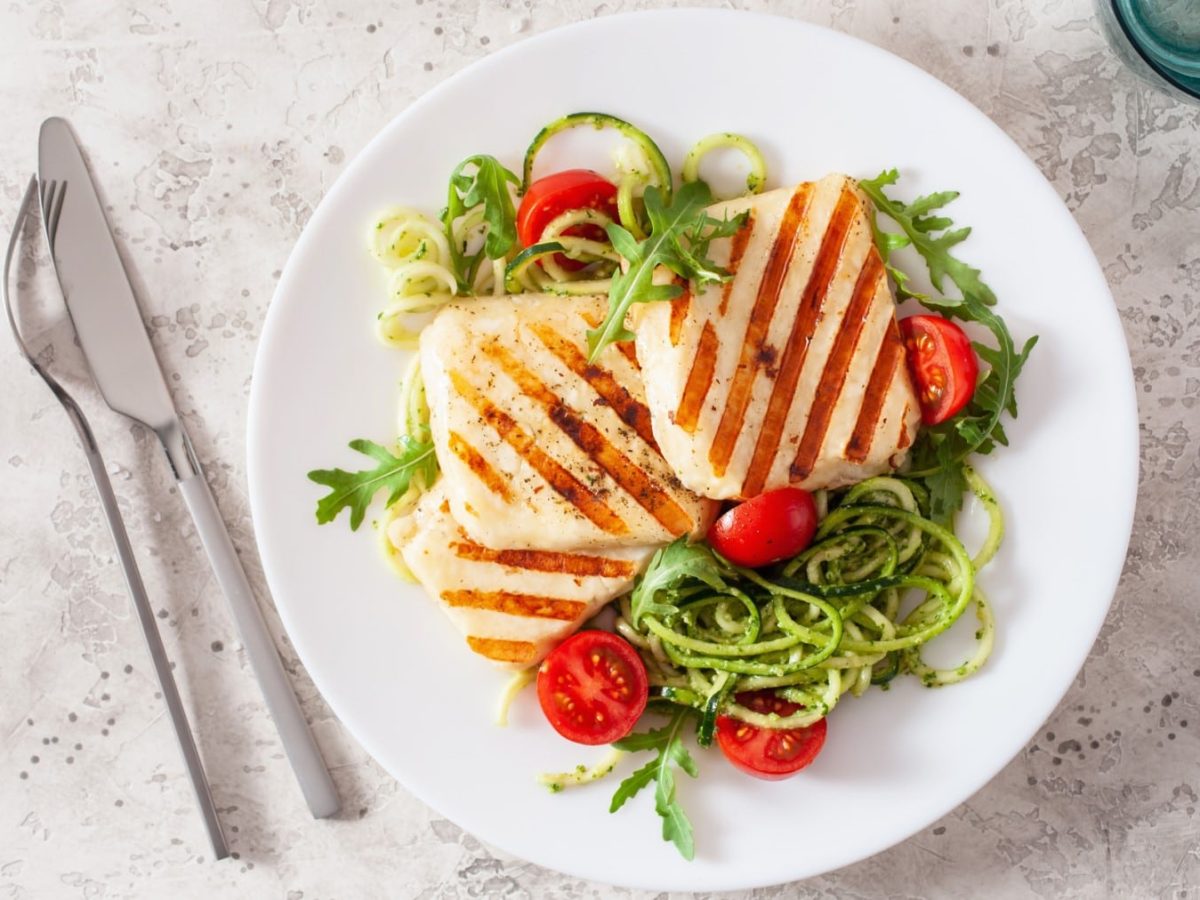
38,117,340,820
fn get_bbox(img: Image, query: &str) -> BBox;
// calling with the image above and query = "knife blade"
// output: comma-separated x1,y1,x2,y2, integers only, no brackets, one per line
37,118,178,434
38,117,340,820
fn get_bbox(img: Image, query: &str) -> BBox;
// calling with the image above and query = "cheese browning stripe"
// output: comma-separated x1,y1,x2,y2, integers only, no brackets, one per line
447,430,514,502
483,340,694,536
674,320,719,434
465,636,540,664
789,244,885,482
844,318,907,463
669,287,691,346
447,369,629,536
897,403,913,450
442,589,587,621
742,185,861,494
717,212,757,316
449,540,636,579
708,183,813,477
615,341,640,369
528,321,658,451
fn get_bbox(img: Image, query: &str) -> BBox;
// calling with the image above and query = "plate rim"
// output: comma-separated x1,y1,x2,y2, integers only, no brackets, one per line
246,8,1140,890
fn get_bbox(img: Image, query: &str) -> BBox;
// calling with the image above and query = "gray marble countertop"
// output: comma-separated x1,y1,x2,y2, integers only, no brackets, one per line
2,1,1197,897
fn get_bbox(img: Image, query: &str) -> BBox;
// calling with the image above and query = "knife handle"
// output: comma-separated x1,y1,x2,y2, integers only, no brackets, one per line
177,471,340,819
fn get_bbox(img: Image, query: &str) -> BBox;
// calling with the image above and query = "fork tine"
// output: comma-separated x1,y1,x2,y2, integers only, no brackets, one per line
42,179,66,249
6,176,43,365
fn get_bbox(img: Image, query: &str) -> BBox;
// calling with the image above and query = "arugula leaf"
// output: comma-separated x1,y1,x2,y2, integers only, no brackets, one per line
587,180,746,361
307,437,438,531
610,709,698,860
442,154,521,289
859,170,1038,523
608,756,657,812
629,537,730,628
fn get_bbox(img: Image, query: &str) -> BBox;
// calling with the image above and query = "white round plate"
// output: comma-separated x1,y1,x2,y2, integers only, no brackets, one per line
248,10,1137,891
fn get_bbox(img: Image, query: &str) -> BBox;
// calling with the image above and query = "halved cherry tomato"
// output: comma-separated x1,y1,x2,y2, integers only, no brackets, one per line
707,487,818,568
715,691,827,780
537,630,648,745
899,315,979,426
517,169,618,271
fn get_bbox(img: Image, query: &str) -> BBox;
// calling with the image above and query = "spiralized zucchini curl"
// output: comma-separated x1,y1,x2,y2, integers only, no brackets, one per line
615,471,1004,735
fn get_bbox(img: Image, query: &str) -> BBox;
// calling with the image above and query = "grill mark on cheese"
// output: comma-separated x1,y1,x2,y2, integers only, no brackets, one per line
465,636,540,664
615,341,640,369
742,185,860,493
718,212,756,316
483,341,694,536
674,320,720,434
669,287,691,345
528,321,658,451
708,184,813,476
449,540,636,578
447,430,513,502
788,246,885,483
578,309,640,370
844,318,906,463
442,589,586,621
897,404,913,450
447,369,629,536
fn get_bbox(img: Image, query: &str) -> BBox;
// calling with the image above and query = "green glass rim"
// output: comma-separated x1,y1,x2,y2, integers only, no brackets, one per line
1111,0,1200,99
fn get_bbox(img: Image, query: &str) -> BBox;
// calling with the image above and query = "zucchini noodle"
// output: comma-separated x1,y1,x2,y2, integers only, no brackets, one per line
522,112,672,195
616,472,1004,731
613,140,655,240
495,667,537,726
505,207,620,295
537,747,628,792
376,352,437,582
398,353,431,443
681,132,768,198
368,206,459,348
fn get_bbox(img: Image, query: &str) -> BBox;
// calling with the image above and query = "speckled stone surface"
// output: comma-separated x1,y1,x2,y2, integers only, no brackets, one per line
1,1,1197,897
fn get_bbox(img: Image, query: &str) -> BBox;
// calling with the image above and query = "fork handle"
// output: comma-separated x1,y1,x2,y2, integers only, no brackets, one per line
176,468,340,819
71,401,229,859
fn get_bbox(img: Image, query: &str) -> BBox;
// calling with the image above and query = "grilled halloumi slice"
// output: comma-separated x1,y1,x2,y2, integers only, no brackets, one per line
420,293,718,551
389,483,652,667
632,174,921,500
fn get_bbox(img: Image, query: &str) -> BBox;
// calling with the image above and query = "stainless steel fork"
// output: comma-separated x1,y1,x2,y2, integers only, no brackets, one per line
4,175,229,860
